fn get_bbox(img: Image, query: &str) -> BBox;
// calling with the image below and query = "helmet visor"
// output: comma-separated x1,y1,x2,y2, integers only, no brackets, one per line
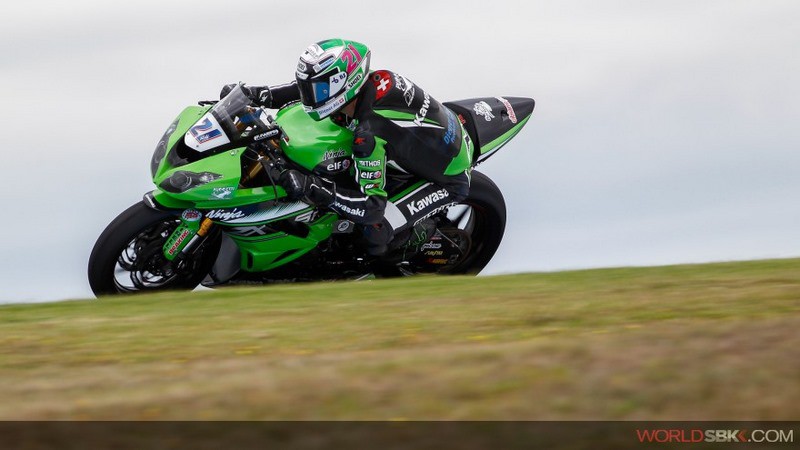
297,69,347,109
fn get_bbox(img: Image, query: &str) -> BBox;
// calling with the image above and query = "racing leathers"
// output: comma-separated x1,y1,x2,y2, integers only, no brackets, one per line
235,70,474,255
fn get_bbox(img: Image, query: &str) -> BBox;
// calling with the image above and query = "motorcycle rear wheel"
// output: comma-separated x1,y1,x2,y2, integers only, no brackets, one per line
437,170,506,274
378,170,507,277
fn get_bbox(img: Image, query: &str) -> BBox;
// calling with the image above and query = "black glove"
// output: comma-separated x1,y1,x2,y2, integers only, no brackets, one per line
278,170,336,206
219,83,238,100
220,84,272,106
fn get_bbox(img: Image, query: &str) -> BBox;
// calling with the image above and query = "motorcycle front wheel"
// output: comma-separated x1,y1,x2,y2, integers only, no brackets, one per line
88,201,221,297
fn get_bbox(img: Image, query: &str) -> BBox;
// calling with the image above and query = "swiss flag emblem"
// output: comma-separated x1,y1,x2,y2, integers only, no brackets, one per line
372,71,393,100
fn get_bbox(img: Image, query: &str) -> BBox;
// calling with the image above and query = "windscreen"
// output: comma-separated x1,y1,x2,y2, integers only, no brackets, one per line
184,85,272,153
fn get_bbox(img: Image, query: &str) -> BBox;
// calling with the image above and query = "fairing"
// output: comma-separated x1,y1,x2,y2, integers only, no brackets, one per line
276,104,354,177
443,96,535,163
146,91,533,277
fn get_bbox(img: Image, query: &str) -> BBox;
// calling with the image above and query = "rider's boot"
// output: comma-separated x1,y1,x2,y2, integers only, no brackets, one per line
380,218,437,264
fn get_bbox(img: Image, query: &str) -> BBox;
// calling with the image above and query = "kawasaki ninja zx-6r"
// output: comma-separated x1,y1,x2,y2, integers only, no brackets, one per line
88,86,534,296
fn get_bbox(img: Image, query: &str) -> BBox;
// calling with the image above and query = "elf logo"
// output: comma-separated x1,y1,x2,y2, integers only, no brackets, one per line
360,170,382,180
406,189,449,215
326,159,351,172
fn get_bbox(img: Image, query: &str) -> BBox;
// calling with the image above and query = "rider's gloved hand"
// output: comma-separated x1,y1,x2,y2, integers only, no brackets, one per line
220,84,272,106
278,170,336,206
219,83,238,99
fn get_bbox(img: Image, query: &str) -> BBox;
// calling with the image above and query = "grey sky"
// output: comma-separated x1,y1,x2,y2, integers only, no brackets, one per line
1,0,798,303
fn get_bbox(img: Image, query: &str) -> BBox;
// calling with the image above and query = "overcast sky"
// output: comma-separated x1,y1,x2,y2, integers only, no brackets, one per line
1,0,798,303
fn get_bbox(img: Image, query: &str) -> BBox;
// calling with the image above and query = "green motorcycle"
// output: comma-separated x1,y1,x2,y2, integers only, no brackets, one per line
88,86,534,295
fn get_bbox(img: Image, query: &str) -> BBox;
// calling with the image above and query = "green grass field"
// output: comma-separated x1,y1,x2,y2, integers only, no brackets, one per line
1,259,799,420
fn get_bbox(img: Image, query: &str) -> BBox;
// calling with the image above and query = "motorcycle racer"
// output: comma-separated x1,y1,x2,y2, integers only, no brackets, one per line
221,38,474,256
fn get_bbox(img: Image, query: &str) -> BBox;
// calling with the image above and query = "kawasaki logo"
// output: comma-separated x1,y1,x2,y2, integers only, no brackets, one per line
413,92,431,126
206,208,246,221
334,202,366,217
406,189,449,215
358,160,381,168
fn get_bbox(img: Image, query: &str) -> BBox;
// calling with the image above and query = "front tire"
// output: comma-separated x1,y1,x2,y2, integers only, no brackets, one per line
88,202,221,297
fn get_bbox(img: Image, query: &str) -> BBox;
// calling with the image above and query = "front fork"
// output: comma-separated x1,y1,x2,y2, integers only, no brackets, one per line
162,209,214,262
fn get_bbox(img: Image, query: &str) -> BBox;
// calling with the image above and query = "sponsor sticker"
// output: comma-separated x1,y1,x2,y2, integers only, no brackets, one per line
323,149,348,159
345,72,363,91
495,96,518,123
329,71,348,96
406,189,450,215
333,201,366,217
473,101,495,122
211,187,235,200
414,92,431,126
206,208,246,221
253,129,280,141
360,170,382,180
443,109,458,145
189,117,223,144
181,209,202,222
358,160,381,168
313,95,346,117
326,159,351,172
304,44,324,60
294,210,318,223
166,228,191,256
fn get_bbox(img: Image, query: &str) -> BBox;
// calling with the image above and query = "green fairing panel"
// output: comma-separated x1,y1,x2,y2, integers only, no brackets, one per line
152,105,210,180
276,104,354,171
232,213,338,272
479,115,531,156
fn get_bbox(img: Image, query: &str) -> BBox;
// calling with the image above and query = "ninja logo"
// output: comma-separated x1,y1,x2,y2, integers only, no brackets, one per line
323,149,347,159
206,208,246,221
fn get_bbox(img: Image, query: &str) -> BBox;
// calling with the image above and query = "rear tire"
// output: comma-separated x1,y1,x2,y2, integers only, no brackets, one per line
444,170,506,274
88,202,221,297
375,170,506,277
